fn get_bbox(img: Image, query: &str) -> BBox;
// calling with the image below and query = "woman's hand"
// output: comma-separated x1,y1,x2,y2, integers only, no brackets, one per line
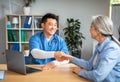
72,67,85,74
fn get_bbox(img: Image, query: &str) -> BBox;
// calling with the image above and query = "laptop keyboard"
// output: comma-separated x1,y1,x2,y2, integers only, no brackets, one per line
26,66,42,74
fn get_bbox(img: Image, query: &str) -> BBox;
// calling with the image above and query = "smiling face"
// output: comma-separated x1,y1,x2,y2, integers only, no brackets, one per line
41,18,57,37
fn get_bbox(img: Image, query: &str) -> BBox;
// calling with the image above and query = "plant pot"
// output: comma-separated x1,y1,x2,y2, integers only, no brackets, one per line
23,7,30,15
23,50,29,56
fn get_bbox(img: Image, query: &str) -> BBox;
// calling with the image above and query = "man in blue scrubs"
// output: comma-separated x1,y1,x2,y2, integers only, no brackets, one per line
29,13,69,70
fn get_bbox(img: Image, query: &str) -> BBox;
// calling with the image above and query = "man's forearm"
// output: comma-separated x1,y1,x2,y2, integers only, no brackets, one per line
31,49,55,59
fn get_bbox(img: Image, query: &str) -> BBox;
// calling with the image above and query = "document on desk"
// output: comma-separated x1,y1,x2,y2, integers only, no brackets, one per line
0,70,5,80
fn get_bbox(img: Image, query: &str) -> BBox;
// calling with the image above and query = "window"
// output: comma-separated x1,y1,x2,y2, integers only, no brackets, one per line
110,0,120,17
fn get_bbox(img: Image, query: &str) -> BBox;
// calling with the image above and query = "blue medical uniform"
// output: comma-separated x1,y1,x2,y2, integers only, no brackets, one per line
29,32,69,64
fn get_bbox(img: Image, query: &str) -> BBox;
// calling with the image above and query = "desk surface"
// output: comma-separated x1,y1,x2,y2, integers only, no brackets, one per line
0,64,90,82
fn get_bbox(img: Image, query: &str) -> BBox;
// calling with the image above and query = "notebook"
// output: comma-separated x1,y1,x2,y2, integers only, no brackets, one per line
5,50,42,75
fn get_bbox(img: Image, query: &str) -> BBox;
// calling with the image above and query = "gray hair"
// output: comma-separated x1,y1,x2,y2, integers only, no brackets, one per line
92,15,113,35
91,15,120,46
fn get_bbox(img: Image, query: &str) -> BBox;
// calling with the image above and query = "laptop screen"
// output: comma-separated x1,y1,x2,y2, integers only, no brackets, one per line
5,50,41,75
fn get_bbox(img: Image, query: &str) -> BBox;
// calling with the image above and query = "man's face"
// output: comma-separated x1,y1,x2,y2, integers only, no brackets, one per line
42,18,57,36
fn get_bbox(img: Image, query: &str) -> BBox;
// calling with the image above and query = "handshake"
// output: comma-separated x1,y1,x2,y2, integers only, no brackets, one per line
54,51,73,62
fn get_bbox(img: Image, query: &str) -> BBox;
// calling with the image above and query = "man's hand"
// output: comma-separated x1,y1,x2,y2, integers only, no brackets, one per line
54,51,73,61
54,51,66,61
42,62,56,70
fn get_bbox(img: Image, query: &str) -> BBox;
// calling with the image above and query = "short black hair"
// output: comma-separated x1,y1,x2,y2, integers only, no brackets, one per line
41,13,58,23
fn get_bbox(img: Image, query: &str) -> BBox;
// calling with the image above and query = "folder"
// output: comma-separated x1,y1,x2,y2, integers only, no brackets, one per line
8,30,17,41
12,43,19,51
11,30,17,41
8,30,13,41
24,16,32,28
21,30,25,42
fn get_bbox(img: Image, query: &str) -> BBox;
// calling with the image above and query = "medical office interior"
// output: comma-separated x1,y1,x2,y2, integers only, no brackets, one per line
0,0,120,64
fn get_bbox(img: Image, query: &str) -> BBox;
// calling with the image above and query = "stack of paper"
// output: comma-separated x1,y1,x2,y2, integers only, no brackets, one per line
0,70,5,80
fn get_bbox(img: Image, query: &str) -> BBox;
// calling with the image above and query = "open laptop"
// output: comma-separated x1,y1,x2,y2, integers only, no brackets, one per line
5,50,42,75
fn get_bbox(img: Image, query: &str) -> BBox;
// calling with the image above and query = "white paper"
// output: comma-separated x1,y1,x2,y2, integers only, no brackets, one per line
0,70,5,80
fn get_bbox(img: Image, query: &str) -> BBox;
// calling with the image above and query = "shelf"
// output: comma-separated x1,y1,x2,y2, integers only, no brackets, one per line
7,28,19,30
8,42,20,43
21,28,33,30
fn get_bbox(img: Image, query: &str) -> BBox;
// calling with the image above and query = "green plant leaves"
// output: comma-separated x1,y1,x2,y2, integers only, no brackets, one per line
63,18,85,54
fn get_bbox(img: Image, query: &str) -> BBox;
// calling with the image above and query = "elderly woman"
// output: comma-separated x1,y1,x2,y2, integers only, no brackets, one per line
57,15,120,82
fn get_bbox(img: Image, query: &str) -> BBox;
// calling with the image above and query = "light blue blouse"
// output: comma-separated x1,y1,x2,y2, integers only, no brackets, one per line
29,32,69,64
72,37,120,82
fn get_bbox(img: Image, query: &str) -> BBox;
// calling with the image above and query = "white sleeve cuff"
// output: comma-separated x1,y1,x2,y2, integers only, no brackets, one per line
31,49,55,59
52,60,69,66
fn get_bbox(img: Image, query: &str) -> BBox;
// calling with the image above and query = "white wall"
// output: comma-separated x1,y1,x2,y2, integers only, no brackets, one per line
30,0,110,60
0,0,23,63
0,0,110,61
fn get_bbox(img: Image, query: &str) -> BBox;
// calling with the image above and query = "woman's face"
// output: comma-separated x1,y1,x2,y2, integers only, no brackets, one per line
90,25,99,39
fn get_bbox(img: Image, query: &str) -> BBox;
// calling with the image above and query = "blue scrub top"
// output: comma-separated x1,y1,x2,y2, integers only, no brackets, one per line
29,32,69,64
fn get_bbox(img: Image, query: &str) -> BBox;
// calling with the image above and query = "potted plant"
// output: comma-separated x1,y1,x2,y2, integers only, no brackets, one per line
23,44,29,56
63,18,85,58
23,0,35,15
